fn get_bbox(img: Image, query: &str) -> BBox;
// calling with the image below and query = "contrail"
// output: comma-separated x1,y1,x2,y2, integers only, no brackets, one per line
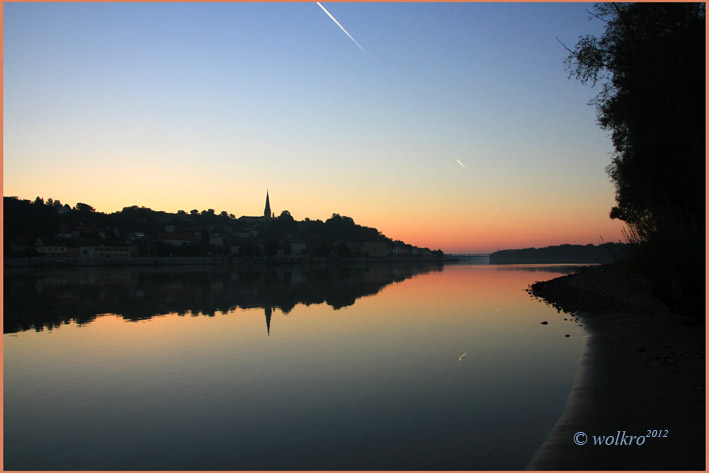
316,2,366,53
458,351,467,361
456,159,467,169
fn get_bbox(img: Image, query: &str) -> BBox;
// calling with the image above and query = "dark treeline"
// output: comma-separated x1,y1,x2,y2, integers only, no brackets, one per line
489,243,626,264
565,3,705,317
4,196,444,259
4,263,443,334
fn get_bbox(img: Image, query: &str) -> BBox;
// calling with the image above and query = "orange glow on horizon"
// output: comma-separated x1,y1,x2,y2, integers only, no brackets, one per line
369,205,625,253
5,169,626,254
3,183,626,254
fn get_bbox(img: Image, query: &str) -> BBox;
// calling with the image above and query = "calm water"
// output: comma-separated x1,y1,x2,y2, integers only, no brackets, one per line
4,263,585,470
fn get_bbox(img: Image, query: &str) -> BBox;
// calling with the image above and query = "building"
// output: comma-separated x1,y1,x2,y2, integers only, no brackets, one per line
346,241,388,258
151,233,200,246
209,234,224,247
93,245,136,258
239,191,275,224
264,191,272,219
290,242,307,256
79,242,137,257
35,239,68,256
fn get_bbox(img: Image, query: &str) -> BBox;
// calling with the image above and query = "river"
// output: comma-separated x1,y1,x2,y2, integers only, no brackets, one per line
4,262,585,469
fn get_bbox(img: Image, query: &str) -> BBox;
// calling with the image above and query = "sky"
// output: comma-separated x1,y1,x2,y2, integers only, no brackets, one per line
3,2,626,253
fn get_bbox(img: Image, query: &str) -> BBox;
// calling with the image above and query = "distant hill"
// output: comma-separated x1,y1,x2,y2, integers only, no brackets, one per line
3,196,445,260
489,243,626,264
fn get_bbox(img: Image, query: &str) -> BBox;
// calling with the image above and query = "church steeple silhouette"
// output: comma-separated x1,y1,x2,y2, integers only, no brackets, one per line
264,191,272,219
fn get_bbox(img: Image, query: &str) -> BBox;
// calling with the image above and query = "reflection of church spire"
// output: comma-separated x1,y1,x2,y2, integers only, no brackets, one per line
264,191,271,219
265,306,272,336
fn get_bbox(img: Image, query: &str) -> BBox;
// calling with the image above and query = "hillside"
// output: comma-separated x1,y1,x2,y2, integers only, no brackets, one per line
489,243,626,264
4,196,444,260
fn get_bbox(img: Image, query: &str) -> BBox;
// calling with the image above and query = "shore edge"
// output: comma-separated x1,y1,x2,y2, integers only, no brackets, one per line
527,264,705,470
3,255,456,267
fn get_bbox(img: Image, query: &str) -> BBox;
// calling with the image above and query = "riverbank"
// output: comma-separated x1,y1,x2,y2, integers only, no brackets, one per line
4,255,457,267
527,263,704,470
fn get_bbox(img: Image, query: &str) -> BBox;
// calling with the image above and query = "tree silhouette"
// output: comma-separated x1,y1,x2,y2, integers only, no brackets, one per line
4,196,445,261
565,3,705,316
565,3,704,229
74,202,96,213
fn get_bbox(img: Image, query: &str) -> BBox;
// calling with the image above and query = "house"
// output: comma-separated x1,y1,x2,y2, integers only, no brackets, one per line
79,245,96,257
346,241,388,258
209,235,224,247
151,232,200,246
35,239,68,256
290,242,307,256
79,241,136,257
94,245,136,258
8,238,37,255
126,231,145,243
390,245,413,258
56,224,78,239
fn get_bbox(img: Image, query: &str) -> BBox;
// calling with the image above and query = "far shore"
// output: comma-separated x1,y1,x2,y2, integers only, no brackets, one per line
3,255,457,268
527,264,704,470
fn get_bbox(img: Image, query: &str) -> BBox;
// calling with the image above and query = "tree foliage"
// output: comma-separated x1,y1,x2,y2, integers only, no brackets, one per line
566,3,705,228
5,197,446,260
565,3,705,316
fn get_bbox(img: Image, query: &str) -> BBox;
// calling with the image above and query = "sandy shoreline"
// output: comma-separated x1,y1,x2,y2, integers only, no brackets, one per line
527,264,705,470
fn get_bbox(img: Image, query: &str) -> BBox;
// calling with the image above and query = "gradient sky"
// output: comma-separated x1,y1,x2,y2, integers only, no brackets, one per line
4,2,626,253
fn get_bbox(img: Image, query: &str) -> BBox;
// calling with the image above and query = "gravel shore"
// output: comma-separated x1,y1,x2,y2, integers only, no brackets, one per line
527,263,705,470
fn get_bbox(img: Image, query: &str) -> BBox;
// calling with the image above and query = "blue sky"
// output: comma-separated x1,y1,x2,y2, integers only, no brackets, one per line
3,2,623,252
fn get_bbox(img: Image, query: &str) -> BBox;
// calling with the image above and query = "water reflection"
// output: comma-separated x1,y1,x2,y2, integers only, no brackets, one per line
4,263,586,470
4,263,443,334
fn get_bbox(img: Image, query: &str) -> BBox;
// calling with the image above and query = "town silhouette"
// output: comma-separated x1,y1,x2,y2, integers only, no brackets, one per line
4,193,445,260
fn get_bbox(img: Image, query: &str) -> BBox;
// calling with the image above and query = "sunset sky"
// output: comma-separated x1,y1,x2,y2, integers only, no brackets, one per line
4,2,625,253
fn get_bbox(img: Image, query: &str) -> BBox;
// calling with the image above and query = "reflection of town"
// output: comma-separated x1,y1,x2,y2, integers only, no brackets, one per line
4,263,443,334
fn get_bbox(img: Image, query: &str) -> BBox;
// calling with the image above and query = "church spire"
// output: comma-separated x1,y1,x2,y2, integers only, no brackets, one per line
264,190,271,219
